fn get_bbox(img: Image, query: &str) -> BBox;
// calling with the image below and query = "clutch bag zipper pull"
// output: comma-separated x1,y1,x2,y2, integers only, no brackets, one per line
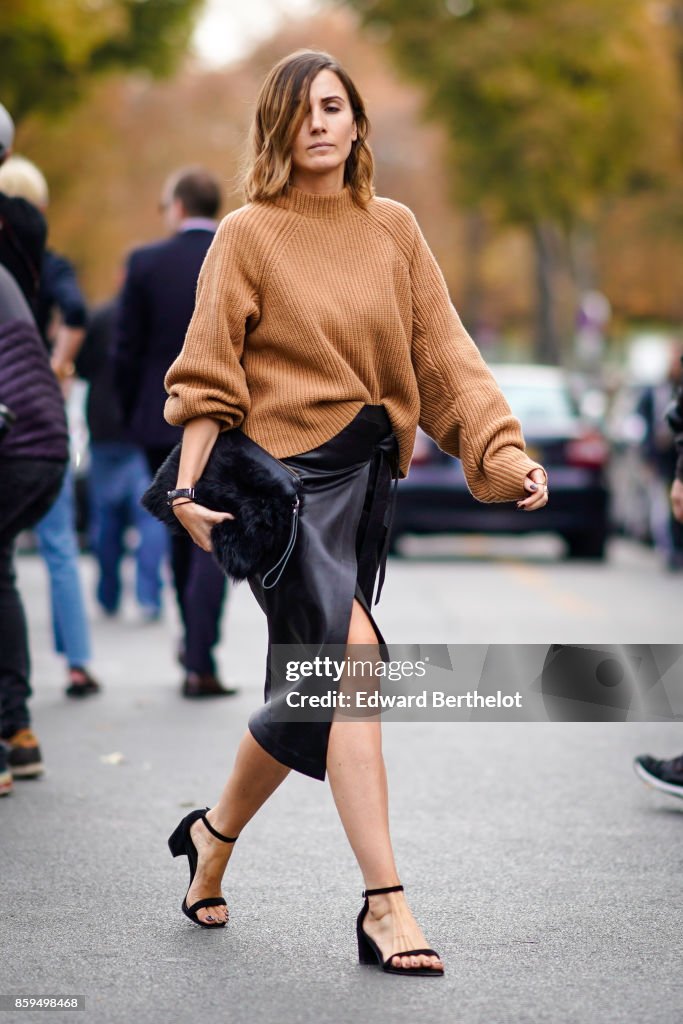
261,495,300,590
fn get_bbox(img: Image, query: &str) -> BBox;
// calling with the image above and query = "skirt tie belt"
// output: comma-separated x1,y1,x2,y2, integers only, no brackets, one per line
365,434,400,606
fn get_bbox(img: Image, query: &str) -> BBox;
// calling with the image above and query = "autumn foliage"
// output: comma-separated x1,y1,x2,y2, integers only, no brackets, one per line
9,5,683,348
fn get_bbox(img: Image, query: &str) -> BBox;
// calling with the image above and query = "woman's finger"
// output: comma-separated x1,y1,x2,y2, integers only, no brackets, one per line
518,477,549,509
172,505,234,550
206,510,235,522
523,473,547,492
175,505,234,520
517,489,549,510
524,485,548,501
517,466,549,509
173,506,235,527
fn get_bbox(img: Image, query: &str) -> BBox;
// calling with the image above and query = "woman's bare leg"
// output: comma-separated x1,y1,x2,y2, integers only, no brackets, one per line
326,598,443,971
186,729,290,923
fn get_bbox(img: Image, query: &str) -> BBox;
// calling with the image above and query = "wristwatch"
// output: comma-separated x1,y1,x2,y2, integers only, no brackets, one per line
166,487,195,507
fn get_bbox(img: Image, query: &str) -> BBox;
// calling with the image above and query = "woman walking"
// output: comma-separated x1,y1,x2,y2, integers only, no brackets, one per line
164,50,548,975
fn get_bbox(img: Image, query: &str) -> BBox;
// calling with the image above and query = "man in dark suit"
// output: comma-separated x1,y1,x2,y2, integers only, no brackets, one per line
114,167,236,699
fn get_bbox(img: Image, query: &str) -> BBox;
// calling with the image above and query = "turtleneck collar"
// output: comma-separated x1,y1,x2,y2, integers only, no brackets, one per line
273,184,356,219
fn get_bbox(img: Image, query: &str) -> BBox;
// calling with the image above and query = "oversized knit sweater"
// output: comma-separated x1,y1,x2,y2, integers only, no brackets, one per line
164,185,543,501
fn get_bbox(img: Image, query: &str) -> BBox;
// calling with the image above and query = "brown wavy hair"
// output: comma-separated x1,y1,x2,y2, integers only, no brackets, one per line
243,50,375,206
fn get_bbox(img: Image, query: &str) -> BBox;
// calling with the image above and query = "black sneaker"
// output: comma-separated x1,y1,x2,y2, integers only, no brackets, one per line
5,728,44,779
634,753,683,799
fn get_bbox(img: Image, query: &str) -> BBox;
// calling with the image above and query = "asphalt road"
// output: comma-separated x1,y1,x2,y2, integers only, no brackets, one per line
2,537,682,1024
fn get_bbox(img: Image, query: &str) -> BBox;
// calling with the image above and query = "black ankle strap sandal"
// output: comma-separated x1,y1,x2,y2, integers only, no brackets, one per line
168,807,238,928
356,884,444,976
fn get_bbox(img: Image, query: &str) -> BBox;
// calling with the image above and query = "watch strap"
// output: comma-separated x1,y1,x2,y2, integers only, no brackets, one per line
167,487,195,506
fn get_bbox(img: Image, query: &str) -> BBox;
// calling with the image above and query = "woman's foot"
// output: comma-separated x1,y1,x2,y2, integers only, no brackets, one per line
362,890,444,972
185,811,236,925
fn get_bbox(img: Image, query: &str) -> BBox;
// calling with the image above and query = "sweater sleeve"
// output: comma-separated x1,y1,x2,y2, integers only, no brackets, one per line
164,216,257,429
408,216,544,502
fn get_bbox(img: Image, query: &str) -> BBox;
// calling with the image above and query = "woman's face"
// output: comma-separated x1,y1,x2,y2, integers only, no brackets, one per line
289,69,358,192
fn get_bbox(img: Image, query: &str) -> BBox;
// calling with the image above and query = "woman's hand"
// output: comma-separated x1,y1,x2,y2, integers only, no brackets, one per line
172,501,234,551
516,467,549,512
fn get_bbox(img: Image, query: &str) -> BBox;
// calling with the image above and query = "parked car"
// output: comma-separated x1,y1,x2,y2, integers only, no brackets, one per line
392,364,611,559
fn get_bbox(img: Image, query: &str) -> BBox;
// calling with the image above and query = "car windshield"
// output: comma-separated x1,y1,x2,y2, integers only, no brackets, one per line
498,383,577,427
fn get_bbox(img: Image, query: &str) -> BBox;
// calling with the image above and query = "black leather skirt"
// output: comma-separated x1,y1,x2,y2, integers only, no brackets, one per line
247,405,400,781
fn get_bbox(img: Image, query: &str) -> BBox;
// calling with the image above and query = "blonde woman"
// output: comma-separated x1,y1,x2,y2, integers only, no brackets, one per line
164,50,548,976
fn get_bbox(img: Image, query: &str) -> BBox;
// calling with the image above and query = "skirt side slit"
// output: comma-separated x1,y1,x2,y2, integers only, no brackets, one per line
247,405,399,781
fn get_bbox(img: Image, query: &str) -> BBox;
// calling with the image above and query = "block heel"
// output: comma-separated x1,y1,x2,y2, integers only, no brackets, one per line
168,821,188,857
356,922,378,964
356,884,444,976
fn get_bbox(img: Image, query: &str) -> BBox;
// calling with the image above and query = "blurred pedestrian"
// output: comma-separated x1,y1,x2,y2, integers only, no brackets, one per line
0,155,101,698
636,343,683,570
0,107,46,311
76,296,166,620
667,350,683,525
163,51,547,974
113,167,236,699
0,263,68,794
631,352,683,793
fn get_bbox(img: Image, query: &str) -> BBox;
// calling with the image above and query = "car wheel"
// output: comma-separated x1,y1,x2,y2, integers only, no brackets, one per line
564,530,607,560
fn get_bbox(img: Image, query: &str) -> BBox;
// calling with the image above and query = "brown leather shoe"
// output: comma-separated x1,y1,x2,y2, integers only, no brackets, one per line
5,728,44,778
182,673,239,698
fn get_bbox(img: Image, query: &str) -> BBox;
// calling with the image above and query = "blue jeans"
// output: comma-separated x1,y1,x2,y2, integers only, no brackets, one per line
88,442,166,614
35,465,92,667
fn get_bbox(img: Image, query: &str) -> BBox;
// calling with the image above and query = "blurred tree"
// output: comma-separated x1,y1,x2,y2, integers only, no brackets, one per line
0,0,203,121
13,6,683,327
341,0,680,361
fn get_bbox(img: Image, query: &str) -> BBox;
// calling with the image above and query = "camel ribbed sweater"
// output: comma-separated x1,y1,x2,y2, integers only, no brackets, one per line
164,186,542,500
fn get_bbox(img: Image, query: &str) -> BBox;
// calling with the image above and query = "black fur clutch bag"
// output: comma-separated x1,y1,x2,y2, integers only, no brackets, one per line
141,430,302,587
